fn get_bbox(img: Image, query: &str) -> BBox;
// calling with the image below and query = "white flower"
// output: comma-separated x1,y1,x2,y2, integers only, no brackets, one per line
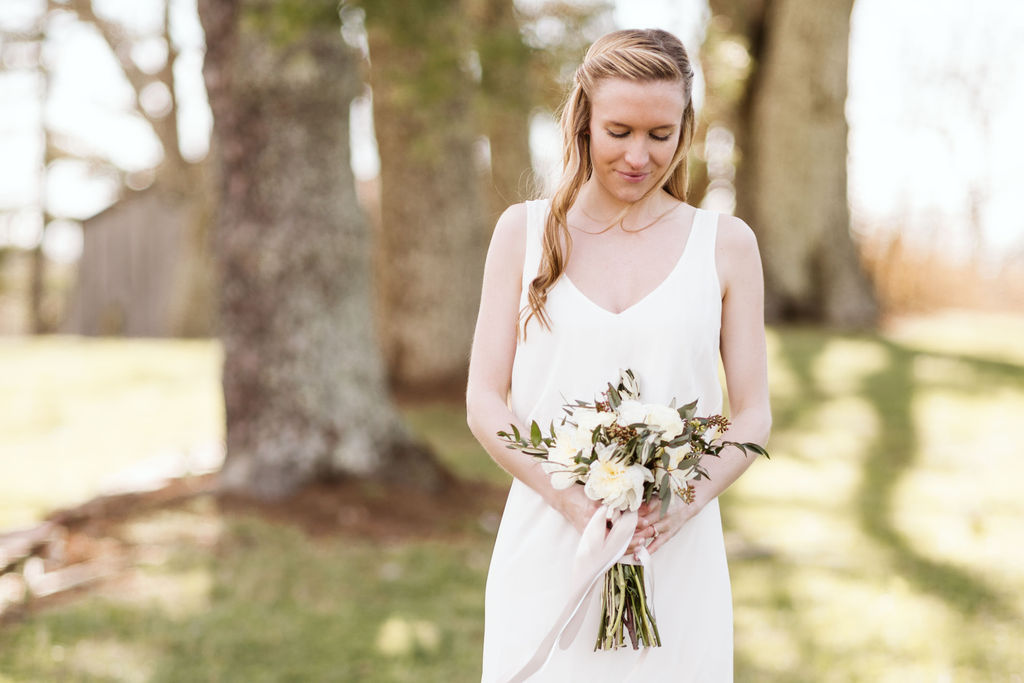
542,425,587,490
615,400,647,427
573,407,615,438
665,443,693,469
659,443,698,494
644,403,685,441
584,442,654,512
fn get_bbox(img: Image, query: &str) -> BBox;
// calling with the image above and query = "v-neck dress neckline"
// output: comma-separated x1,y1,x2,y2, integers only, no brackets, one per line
560,207,707,318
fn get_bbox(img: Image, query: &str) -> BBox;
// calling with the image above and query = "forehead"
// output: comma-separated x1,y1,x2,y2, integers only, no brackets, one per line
589,77,686,126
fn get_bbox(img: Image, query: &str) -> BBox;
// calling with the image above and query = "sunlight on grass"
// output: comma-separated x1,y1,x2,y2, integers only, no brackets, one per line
65,637,156,682
0,336,223,529
885,310,1024,366
2,313,1023,680
376,615,443,657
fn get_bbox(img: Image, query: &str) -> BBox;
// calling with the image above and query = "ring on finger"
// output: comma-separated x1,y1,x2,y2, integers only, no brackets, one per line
652,525,659,539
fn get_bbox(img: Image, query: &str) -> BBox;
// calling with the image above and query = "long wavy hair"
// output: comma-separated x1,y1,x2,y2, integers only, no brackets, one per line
521,29,696,334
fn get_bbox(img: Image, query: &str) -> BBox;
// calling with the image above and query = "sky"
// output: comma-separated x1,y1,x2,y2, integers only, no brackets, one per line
0,0,1022,265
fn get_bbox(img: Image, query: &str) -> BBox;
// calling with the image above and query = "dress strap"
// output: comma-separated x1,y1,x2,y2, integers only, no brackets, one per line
689,208,722,298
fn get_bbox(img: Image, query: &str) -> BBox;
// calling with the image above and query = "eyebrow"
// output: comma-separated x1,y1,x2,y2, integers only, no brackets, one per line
606,121,677,131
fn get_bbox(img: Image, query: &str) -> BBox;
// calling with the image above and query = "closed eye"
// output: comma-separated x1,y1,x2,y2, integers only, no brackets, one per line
606,130,673,142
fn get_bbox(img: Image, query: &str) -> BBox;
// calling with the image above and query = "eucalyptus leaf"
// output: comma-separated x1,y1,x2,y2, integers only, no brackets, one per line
678,399,698,420
607,385,622,408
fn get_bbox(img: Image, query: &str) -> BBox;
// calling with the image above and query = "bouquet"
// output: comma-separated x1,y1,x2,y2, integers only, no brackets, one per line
498,369,768,652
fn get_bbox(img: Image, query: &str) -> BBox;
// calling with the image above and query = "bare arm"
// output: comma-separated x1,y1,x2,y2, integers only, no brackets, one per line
465,204,600,532
637,214,772,553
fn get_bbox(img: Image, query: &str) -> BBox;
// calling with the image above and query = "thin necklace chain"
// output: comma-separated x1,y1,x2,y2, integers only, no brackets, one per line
573,201,682,235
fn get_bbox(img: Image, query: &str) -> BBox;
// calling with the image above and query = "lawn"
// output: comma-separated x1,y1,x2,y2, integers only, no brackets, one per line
1,311,1023,682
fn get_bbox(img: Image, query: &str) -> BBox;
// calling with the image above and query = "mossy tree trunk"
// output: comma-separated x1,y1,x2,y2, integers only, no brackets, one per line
472,0,536,219
362,0,488,396
711,0,877,326
199,0,445,499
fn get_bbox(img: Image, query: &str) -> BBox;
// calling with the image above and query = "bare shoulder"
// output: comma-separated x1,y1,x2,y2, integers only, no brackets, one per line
716,213,758,255
713,213,764,292
489,202,529,259
482,202,530,285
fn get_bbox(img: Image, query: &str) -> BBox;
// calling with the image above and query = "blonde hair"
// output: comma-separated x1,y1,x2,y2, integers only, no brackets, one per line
522,29,696,334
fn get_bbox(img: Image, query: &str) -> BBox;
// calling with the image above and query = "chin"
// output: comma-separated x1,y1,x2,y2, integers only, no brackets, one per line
610,181,657,204
595,171,659,204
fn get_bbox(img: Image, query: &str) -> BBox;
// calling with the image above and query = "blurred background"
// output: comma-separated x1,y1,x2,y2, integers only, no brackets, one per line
1,0,1022,681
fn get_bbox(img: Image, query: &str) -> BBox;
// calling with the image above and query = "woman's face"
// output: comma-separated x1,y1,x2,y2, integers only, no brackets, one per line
587,77,686,205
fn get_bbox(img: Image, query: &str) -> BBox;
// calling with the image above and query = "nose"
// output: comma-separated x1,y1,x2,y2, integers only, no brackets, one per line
623,138,650,169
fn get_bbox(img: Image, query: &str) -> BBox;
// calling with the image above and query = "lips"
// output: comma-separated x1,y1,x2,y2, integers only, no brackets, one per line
616,170,649,183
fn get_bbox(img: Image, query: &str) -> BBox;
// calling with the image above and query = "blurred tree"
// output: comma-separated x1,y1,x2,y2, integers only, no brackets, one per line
198,0,445,499
708,0,877,326
471,0,534,218
355,0,610,395
358,0,488,397
59,0,217,337
0,3,65,333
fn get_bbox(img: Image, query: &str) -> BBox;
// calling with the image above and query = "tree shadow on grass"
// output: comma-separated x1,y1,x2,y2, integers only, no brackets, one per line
0,512,489,683
770,327,1017,621
857,337,1017,620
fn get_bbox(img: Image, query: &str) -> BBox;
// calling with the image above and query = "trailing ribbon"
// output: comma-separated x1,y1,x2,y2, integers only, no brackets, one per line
502,508,640,683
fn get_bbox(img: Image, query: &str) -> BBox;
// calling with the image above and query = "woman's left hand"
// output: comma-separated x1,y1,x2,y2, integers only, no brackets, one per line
626,492,705,556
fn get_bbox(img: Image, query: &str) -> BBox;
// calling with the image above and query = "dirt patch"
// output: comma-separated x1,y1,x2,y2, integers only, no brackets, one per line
216,475,507,540
2,473,507,624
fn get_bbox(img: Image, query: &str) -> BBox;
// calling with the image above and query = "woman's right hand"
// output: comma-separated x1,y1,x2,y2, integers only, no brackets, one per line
550,485,602,535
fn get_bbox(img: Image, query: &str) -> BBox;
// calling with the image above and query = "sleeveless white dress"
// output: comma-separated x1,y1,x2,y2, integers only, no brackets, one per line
481,198,733,682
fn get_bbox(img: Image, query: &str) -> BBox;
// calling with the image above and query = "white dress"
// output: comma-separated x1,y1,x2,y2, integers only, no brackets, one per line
481,198,733,682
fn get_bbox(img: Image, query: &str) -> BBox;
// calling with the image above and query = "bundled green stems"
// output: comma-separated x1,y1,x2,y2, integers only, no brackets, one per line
596,562,661,650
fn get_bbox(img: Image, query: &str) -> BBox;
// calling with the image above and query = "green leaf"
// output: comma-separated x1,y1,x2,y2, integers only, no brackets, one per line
530,421,542,447
607,385,622,408
742,442,770,458
678,399,698,420
512,424,521,442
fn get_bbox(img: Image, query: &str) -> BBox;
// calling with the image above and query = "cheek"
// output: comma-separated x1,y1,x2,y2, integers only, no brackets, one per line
590,136,622,166
654,139,679,165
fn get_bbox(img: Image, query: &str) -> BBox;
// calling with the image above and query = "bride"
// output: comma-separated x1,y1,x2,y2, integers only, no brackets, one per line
466,28,772,682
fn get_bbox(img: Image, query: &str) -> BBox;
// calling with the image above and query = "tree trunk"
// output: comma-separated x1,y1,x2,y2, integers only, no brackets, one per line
28,2,54,334
198,0,445,500
720,0,877,326
364,0,488,396
474,0,535,219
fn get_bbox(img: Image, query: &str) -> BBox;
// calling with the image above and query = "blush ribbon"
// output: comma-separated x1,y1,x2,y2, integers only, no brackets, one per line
502,507,652,683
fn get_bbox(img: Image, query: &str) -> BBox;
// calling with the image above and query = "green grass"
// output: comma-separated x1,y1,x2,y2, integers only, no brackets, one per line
2,312,1024,681
0,336,223,529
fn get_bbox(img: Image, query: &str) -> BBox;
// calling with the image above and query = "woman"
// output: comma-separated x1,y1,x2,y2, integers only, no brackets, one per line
466,29,771,682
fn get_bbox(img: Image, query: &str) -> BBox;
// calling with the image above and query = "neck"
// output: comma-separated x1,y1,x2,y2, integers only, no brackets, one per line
575,180,671,226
